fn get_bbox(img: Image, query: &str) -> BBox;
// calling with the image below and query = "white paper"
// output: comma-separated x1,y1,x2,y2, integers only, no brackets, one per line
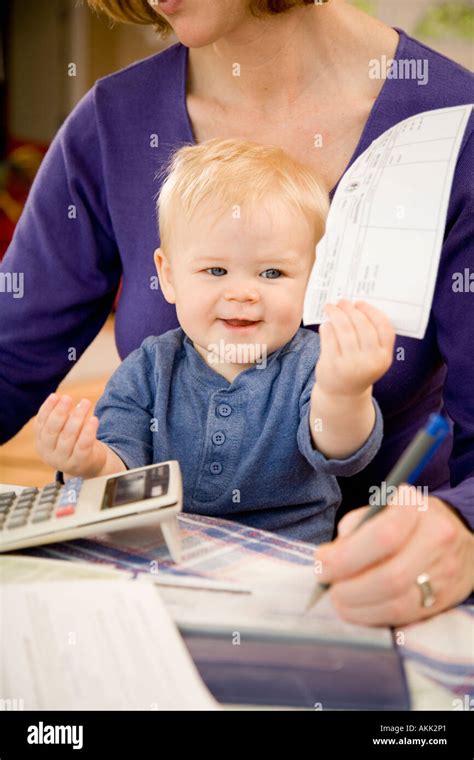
157,518,391,649
303,105,472,339
0,579,218,710
0,555,133,583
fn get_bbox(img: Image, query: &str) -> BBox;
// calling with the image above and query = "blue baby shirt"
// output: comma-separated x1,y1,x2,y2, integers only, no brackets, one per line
95,327,383,544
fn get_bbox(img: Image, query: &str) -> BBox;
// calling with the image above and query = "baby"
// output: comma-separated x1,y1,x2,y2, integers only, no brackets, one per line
35,139,395,543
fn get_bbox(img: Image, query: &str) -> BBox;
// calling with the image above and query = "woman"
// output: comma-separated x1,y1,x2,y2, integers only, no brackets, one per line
0,0,472,625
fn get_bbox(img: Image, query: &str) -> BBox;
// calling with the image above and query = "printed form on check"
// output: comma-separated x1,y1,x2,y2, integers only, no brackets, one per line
303,105,472,339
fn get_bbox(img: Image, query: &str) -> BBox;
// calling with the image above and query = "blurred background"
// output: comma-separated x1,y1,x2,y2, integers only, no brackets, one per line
0,0,473,484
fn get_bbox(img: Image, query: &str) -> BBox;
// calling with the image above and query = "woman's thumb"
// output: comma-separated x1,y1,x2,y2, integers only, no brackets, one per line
337,506,370,537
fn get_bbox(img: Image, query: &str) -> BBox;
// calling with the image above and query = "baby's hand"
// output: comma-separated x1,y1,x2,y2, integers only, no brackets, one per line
315,300,395,397
34,394,107,478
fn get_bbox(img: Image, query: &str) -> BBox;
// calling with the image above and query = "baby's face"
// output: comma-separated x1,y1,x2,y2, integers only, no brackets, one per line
155,197,318,378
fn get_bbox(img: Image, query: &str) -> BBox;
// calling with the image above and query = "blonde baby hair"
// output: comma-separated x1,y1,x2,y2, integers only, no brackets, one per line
155,137,329,256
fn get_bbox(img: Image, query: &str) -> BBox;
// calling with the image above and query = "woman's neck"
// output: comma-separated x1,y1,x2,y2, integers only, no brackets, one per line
187,1,397,113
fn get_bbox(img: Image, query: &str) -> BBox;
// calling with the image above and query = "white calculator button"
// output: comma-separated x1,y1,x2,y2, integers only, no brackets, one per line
37,496,56,505
31,511,53,523
11,506,31,517
31,505,54,515
17,498,35,508
0,493,15,503
6,517,28,529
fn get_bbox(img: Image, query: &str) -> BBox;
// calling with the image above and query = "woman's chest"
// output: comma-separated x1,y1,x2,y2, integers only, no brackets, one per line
185,93,374,193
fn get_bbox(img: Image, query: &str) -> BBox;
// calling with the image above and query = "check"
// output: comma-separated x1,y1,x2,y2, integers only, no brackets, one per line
303,104,472,339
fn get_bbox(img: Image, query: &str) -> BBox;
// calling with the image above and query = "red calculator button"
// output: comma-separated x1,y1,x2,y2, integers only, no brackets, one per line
55,505,75,517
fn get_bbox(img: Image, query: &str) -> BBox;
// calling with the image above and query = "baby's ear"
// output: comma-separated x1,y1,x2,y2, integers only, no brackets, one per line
154,247,176,304
153,247,166,277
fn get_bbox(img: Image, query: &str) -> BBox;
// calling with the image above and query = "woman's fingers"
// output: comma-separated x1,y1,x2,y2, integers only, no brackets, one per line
55,399,92,459
330,517,438,609
318,495,474,626
336,505,371,537
329,508,470,626
316,488,420,583
330,586,421,627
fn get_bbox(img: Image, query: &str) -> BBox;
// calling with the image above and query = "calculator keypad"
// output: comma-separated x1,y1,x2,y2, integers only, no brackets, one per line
0,479,83,531
0,492,17,529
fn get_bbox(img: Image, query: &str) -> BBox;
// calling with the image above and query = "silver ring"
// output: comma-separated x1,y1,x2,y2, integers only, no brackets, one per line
416,573,435,608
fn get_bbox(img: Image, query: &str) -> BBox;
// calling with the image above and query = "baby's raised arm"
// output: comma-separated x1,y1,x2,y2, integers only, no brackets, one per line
310,300,395,459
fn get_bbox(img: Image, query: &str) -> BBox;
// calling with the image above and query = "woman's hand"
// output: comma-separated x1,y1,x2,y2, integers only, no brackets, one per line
314,486,474,626
34,393,108,479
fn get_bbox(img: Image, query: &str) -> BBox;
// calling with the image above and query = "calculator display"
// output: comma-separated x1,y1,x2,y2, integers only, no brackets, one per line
101,465,169,509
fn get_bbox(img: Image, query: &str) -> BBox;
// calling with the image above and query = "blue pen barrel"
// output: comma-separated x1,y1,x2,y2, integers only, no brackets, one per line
388,413,449,487
359,414,450,523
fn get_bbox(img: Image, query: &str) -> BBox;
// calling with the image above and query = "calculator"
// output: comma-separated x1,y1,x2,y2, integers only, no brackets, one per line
0,461,183,562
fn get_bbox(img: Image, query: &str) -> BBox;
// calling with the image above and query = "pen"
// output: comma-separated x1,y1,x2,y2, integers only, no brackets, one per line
305,413,450,613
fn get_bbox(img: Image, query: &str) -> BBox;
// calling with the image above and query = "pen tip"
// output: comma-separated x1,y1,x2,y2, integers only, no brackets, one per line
304,584,327,614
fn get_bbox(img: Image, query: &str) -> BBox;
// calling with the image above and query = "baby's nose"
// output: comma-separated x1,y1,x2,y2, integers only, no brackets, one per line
223,285,259,301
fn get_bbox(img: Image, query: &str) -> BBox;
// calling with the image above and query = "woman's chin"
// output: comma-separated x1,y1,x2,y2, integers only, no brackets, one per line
166,21,227,49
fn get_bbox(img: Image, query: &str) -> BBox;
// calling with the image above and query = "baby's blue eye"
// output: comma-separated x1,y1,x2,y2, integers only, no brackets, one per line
261,269,282,279
206,267,227,276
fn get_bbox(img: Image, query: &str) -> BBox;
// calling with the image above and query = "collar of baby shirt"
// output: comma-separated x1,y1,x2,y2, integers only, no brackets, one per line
181,330,300,391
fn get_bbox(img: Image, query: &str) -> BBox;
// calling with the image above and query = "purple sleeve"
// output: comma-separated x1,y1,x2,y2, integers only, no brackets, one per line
432,481,474,530
431,121,474,530
0,87,121,444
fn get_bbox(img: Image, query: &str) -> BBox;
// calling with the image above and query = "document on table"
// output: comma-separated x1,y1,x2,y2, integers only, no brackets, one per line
0,578,219,710
26,515,393,649
303,104,472,339
151,518,392,649
0,554,133,583
169,581,392,648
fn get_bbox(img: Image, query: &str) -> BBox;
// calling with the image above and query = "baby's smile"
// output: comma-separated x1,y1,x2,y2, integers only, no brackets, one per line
218,317,263,331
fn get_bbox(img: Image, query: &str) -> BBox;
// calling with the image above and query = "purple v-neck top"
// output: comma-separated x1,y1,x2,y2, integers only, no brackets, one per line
1,28,473,527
